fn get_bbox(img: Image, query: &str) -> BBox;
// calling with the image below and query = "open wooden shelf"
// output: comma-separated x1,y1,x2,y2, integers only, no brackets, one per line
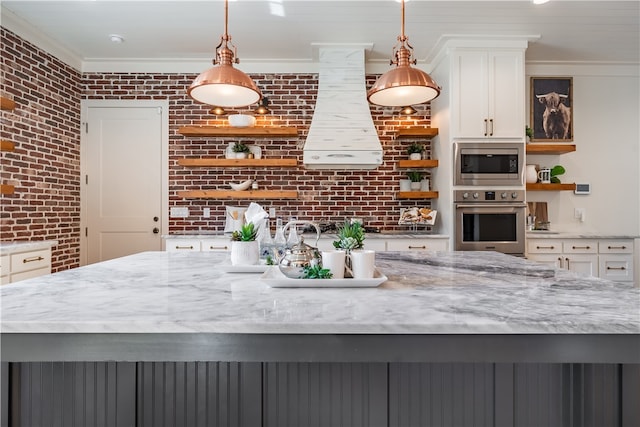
526,144,576,154
397,159,438,168
178,126,298,137
397,191,439,199
178,190,298,199
526,183,576,191
1,96,16,111
1,140,15,151
1,184,15,195
178,158,297,167
395,127,439,138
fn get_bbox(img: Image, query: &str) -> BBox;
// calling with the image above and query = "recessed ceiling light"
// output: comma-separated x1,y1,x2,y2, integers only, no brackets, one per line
109,34,124,43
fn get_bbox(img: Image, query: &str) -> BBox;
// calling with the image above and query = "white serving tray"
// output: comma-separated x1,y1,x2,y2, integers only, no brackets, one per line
260,266,387,288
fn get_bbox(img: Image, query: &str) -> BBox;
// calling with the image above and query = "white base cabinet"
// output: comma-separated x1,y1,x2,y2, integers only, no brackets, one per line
527,238,635,284
1,246,53,285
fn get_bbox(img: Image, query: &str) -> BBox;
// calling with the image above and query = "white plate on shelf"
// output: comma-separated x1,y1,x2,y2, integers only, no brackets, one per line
220,261,271,273
260,267,387,288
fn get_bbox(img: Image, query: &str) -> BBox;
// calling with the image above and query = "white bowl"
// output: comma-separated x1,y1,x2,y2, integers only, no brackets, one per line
228,114,256,128
229,180,253,191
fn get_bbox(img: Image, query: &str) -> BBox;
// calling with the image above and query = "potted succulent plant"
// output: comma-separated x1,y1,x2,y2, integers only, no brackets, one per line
408,171,422,190
333,221,365,251
232,142,251,159
230,222,259,265
407,142,424,160
525,125,534,142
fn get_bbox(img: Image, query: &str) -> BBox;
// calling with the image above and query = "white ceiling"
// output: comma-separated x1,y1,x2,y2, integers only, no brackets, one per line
1,0,638,73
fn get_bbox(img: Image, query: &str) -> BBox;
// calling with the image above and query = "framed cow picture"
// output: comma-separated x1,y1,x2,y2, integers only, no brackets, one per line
530,77,573,142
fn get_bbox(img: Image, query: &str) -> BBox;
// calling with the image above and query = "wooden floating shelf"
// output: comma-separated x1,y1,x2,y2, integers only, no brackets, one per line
397,191,439,199
1,140,15,151
526,183,576,191
178,158,297,167
397,159,439,168
178,190,298,199
1,184,15,195
526,144,576,154
178,126,298,137
395,127,439,138
1,96,16,111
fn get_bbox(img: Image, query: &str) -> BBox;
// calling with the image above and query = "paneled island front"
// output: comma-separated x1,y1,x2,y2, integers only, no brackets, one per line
2,251,639,426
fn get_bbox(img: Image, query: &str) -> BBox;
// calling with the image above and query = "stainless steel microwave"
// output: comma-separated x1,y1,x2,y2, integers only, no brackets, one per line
454,142,524,186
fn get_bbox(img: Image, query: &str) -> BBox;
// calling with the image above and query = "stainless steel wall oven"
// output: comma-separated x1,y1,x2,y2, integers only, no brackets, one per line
454,190,526,256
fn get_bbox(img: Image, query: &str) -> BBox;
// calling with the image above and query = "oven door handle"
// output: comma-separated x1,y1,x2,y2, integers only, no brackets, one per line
455,203,527,209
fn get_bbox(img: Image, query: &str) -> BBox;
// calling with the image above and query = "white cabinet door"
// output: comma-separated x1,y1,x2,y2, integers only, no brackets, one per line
563,255,598,277
200,238,231,252
599,255,634,283
451,49,524,139
165,239,201,252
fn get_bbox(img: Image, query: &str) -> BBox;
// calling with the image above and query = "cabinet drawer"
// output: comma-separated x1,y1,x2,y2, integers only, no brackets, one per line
11,249,51,274
0,254,9,277
165,240,201,251
527,240,562,254
598,240,633,254
599,255,634,282
386,239,448,252
201,239,230,252
11,266,51,283
562,240,598,254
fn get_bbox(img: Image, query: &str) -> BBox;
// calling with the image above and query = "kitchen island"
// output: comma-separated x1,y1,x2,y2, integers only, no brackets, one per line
2,251,639,426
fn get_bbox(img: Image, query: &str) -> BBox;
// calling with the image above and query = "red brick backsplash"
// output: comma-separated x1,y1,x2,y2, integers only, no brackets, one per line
2,27,434,272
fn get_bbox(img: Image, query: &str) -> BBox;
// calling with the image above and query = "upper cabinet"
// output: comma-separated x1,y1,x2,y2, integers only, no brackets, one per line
450,49,525,139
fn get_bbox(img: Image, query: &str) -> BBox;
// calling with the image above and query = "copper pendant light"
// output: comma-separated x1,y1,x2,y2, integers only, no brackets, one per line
367,0,441,107
188,0,262,108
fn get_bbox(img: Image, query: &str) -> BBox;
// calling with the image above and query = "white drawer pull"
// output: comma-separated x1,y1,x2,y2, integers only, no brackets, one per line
607,245,627,250
209,246,228,250
572,245,591,250
23,256,44,264
408,245,426,249
175,245,194,250
536,245,555,250
607,266,626,271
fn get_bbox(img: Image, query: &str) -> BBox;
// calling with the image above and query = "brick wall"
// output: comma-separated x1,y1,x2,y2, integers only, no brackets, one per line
85,73,434,234
2,27,434,272
1,28,81,272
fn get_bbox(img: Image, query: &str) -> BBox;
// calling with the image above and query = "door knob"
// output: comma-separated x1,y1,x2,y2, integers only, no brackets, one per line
153,216,159,222
153,227,159,234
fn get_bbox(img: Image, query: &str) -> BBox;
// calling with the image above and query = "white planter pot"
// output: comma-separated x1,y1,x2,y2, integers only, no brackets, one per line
409,153,422,160
235,152,248,159
399,179,412,191
230,241,259,265
410,181,421,191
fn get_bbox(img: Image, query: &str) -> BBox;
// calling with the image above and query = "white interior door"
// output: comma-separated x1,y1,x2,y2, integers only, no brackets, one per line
81,101,168,265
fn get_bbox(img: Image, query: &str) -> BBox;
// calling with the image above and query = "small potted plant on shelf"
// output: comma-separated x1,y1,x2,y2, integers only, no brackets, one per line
407,142,424,160
232,142,251,159
407,171,422,190
230,222,259,265
525,125,534,142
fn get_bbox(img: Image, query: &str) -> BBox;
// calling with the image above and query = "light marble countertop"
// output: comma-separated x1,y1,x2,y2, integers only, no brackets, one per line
1,251,638,335
0,240,58,255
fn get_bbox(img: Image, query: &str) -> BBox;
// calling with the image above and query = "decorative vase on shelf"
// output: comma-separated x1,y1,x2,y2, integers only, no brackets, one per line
526,164,538,184
399,179,411,192
420,179,430,191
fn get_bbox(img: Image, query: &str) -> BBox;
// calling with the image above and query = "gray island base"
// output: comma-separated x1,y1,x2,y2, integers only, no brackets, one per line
2,251,639,426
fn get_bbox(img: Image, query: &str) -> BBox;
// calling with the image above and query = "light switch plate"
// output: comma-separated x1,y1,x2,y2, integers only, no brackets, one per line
170,207,189,218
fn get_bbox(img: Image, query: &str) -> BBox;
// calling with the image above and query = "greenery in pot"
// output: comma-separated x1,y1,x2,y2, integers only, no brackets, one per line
525,125,534,139
231,222,257,241
550,165,566,183
407,171,423,182
232,142,250,153
333,221,365,251
407,143,424,155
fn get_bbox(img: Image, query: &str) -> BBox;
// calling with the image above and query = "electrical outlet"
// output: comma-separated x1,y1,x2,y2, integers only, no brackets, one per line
203,208,210,218
269,207,276,218
170,207,189,218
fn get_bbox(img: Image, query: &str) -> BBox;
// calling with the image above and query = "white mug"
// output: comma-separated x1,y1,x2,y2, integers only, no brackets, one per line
346,250,376,279
321,250,347,279
538,167,551,184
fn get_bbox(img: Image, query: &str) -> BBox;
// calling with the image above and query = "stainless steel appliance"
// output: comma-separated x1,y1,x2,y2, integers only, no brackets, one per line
454,189,526,256
454,142,524,186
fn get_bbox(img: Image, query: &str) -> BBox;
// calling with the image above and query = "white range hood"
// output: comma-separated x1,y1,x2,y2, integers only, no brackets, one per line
303,47,383,169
